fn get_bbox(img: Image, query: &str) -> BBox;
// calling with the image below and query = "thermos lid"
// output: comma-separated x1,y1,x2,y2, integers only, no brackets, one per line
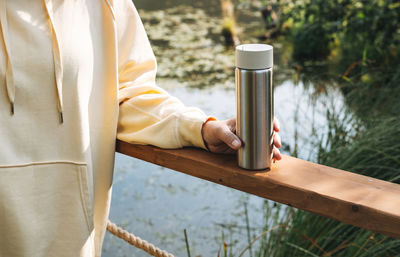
235,44,273,70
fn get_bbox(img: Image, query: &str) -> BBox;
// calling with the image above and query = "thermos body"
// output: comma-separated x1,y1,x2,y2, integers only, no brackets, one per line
235,44,274,170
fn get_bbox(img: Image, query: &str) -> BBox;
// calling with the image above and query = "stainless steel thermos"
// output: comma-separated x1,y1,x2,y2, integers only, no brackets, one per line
236,44,273,170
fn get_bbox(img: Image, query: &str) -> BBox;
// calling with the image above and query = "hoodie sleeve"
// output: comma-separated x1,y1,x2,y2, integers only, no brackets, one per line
115,0,211,149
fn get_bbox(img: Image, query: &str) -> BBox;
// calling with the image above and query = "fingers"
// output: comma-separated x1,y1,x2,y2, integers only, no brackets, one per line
272,118,282,161
217,125,242,150
273,147,282,161
273,117,280,132
273,132,281,148
214,118,281,160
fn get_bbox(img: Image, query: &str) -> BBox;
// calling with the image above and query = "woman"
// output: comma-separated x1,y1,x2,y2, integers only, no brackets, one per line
0,0,281,256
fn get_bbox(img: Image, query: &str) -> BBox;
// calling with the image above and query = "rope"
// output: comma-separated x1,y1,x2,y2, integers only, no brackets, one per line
106,220,175,257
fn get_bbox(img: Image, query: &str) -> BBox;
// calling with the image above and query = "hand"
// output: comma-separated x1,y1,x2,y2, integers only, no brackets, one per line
201,117,282,161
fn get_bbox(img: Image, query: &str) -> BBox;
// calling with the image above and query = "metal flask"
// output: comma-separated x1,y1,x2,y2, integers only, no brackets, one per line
235,44,273,170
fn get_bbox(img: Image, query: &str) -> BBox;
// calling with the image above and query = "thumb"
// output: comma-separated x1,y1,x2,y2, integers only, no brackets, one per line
218,126,241,150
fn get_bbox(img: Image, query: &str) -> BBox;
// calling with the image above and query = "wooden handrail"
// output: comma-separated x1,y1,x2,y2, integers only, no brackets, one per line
116,140,400,239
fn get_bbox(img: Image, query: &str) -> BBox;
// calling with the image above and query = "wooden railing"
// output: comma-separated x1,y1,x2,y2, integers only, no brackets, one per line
116,140,400,239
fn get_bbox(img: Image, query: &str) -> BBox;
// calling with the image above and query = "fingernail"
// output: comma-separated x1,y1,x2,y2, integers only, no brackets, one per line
232,139,241,148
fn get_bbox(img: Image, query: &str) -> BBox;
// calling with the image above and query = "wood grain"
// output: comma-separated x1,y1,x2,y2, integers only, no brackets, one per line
116,140,400,239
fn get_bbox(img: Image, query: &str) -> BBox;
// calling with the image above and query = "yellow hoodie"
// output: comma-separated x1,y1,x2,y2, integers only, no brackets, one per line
0,0,209,256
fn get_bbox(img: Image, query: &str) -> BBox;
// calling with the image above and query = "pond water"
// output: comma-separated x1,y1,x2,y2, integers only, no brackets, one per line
102,2,346,257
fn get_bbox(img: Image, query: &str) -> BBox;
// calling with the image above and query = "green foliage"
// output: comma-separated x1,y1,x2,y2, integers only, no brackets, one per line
292,22,332,60
340,0,400,67
288,0,345,60
276,0,400,65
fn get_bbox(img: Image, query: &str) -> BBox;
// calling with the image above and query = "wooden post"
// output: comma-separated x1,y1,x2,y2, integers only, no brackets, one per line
116,140,400,239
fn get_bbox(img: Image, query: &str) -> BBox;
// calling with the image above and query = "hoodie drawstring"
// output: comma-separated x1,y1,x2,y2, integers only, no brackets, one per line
0,0,65,123
42,0,64,123
0,0,15,115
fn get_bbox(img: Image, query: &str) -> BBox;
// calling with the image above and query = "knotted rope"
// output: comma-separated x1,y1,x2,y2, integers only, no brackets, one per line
106,220,175,257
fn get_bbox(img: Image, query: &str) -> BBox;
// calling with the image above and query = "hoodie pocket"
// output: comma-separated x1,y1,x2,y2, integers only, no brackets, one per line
0,162,94,257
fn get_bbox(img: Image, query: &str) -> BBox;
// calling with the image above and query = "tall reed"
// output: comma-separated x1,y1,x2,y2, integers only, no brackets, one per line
253,108,400,256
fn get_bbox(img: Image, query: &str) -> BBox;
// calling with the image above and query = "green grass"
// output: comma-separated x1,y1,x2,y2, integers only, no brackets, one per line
250,108,400,257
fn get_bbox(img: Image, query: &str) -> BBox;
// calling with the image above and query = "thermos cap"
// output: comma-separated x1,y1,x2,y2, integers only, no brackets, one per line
235,44,273,70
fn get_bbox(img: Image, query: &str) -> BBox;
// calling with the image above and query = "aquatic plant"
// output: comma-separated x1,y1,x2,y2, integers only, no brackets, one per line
247,101,400,256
